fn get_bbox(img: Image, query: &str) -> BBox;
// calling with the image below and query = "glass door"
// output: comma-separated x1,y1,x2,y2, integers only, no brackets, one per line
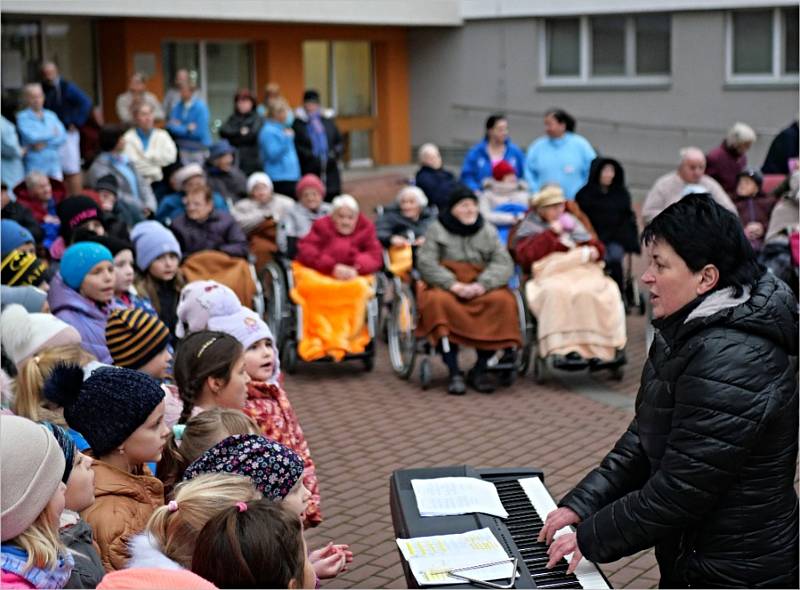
302,40,375,166
162,41,253,136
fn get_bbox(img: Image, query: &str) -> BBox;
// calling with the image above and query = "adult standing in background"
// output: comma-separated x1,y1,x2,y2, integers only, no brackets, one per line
1,115,25,197
122,102,178,186
41,61,92,195
259,98,301,199
167,81,212,165
115,73,164,124
706,122,756,195
162,69,198,121
762,120,799,175
293,89,343,200
16,83,66,180
460,114,525,193
523,109,596,199
415,143,456,211
219,89,264,176
642,147,736,224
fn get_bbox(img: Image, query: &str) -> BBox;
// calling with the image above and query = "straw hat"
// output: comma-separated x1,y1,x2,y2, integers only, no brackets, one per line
531,185,566,209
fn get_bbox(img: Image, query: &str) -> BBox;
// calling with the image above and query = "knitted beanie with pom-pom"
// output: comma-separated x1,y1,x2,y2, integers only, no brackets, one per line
43,363,164,456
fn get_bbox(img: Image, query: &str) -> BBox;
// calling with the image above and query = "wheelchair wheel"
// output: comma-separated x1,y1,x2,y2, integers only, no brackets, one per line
263,261,287,347
281,339,298,375
388,283,417,379
420,357,432,390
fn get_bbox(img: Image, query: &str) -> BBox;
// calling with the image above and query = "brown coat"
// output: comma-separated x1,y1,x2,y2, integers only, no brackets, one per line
80,460,164,572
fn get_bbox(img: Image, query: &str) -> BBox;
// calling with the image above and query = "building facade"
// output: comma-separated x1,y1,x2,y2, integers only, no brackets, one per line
409,0,799,188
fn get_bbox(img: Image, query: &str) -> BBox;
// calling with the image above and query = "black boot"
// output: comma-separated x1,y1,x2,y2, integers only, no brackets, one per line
448,372,466,395
467,367,495,394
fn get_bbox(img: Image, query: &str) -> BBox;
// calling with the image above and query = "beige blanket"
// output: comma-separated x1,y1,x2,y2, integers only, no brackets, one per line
525,249,626,361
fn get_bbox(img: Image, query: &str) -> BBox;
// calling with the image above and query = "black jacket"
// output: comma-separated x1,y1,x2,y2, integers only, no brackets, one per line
293,114,343,199
219,111,264,176
415,166,456,211
762,121,799,175
375,205,436,247
575,157,640,253
560,272,799,588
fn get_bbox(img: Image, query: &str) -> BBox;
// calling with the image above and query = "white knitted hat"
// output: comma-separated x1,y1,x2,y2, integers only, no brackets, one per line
1,415,65,541
0,304,82,367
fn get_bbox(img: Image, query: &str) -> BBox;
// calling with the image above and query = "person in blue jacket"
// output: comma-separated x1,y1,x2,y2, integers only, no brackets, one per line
1,115,25,198
523,109,597,199
460,114,525,192
166,81,212,165
16,83,66,180
155,163,228,225
41,61,93,195
258,98,301,198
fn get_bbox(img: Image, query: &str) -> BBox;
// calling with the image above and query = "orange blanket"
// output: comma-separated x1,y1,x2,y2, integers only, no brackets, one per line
289,261,375,362
525,249,626,361
180,250,257,309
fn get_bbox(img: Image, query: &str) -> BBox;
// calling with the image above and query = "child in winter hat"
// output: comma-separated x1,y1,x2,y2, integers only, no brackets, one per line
1,415,73,589
182,433,352,581
106,308,172,380
43,364,169,571
131,221,184,338
1,249,48,288
1,219,35,257
42,422,105,589
175,279,241,338
57,242,114,293
0,304,81,367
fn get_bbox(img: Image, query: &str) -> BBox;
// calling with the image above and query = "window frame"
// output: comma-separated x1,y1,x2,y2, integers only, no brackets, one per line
725,7,799,85
539,14,672,88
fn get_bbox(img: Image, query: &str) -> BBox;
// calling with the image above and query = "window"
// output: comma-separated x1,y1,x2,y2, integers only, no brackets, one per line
727,7,798,82
543,14,671,85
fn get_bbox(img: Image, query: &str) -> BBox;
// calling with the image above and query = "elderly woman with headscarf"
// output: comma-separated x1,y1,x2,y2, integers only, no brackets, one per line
512,185,626,364
415,184,522,395
231,172,295,267
375,186,435,277
290,195,382,362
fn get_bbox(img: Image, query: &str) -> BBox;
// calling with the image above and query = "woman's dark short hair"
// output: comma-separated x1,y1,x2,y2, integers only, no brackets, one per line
545,108,576,133
99,125,127,152
484,113,506,136
641,194,762,296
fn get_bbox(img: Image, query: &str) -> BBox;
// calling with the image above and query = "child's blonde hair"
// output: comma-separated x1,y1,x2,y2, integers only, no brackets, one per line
157,408,259,496
13,345,96,422
10,505,64,570
145,473,260,568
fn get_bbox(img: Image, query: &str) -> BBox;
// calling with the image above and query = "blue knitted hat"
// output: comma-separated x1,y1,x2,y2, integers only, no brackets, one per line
43,364,165,457
60,242,113,291
1,219,35,258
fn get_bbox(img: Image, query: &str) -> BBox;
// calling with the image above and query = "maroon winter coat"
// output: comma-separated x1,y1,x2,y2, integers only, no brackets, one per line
706,141,746,196
734,191,779,251
296,213,383,276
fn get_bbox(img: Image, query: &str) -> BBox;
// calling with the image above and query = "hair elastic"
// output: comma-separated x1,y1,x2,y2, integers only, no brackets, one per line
172,424,186,441
236,502,248,513
167,500,179,512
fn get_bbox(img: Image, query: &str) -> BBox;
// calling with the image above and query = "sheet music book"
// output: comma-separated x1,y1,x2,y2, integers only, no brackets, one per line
411,477,509,518
396,528,515,586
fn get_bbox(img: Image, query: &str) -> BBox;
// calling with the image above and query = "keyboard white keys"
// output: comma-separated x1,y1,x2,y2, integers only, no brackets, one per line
517,477,610,589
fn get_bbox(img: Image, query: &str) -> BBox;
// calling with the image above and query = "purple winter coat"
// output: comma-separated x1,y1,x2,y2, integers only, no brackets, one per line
48,273,113,363
706,141,747,196
170,210,249,259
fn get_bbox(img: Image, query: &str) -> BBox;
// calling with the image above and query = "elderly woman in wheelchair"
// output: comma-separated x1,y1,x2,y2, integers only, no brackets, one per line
415,185,523,395
511,185,627,381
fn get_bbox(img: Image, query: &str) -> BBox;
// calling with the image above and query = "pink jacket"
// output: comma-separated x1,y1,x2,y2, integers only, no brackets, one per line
1,570,35,588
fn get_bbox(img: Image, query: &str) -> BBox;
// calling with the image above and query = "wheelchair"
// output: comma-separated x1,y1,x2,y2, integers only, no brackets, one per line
261,249,381,374
382,251,533,389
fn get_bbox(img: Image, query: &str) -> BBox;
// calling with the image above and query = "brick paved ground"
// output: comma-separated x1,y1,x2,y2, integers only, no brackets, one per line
284,171,659,589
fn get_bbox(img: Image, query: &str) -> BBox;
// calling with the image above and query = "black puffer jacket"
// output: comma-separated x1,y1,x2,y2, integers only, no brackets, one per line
375,205,436,247
560,272,798,588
